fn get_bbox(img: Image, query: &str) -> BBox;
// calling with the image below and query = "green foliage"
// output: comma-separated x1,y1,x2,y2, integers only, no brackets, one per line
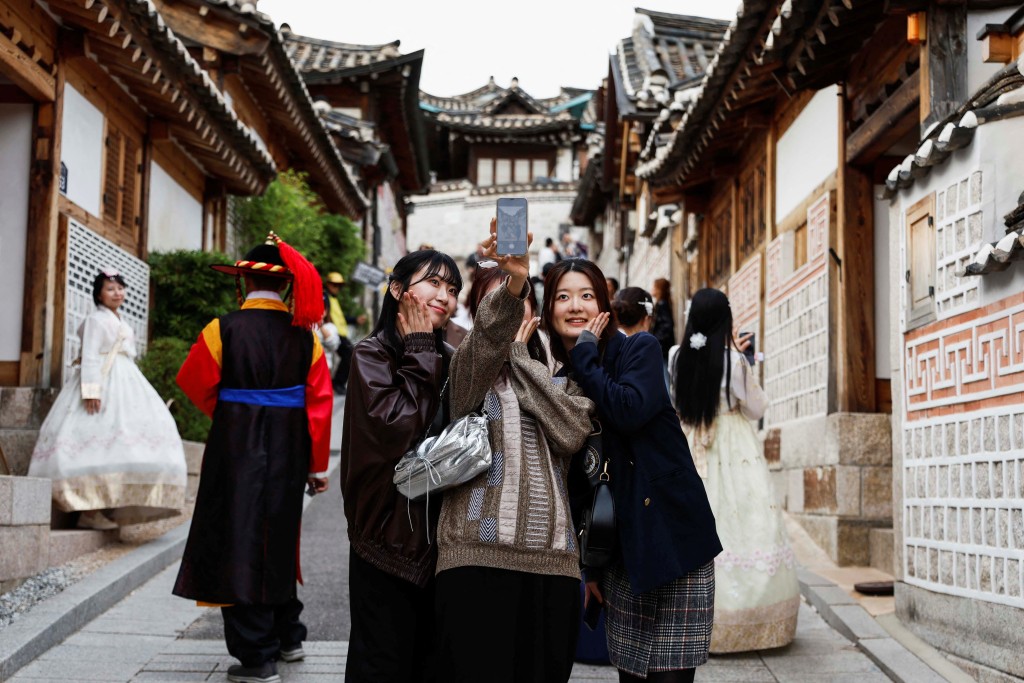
137,337,210,443
148,250,236,342
233,169,366,295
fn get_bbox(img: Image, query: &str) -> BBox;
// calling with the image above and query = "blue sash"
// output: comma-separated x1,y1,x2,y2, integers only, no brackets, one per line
218,385,305,408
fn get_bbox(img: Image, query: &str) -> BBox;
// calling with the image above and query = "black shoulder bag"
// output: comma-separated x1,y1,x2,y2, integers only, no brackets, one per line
577,420,617,569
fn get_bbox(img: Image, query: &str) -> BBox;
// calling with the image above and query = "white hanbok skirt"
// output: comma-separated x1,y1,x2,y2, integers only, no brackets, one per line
686,412,800,653
28,354,187,524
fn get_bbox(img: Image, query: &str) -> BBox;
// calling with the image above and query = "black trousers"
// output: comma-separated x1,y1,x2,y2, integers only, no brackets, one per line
333,337,354,392
435,566,580,683
221,596,306,667
346,550,435,683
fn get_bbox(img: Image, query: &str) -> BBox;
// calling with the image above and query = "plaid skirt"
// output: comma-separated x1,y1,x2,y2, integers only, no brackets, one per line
601,560,715,676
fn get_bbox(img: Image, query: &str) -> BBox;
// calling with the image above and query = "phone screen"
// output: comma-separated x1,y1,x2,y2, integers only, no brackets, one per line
496,198,528,255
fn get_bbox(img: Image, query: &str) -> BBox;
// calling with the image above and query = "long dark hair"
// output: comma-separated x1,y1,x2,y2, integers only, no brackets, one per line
467,266,547,365
611,287,653,328
541,259,615,369
674,288,734,428
370,249,463,351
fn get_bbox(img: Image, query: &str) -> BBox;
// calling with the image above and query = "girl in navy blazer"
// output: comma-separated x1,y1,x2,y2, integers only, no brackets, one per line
543,260,722,683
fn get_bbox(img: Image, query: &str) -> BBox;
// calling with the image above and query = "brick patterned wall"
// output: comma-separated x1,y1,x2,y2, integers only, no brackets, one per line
900,285,1024,607
763,193,831,427
627,233,671,295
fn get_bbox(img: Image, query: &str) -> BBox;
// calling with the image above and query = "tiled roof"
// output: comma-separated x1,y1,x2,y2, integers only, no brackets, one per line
611,8,729,116
421,79,591,116
882,60,1024,198
282,30,402,72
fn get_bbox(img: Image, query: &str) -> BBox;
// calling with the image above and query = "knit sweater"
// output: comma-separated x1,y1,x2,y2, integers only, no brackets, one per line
437,283,595,579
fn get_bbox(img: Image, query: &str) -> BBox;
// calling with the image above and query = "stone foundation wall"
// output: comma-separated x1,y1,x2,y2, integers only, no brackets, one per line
777,412,893,565
0,387,57,475
0,475,51,590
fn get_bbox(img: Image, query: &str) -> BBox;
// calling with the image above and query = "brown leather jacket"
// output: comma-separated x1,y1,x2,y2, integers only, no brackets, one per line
340,331,449,587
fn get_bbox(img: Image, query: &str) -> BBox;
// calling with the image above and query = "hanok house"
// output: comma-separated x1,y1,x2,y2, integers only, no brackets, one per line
0,0,362,533
571,9,728,303
407,77,596,266
879,5,1024,679
283,28,430,280
632,0,1024,678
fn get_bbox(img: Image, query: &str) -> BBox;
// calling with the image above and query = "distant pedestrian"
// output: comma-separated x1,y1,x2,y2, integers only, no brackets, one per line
434,221,594,683
543,259,722,683
611,287,653,337
539,236,562,271
28,269,187,531
650,278,675,361
173,234,333,683
340,249,462,683
324,271,364,394
606,277,620,299
671,288,798,653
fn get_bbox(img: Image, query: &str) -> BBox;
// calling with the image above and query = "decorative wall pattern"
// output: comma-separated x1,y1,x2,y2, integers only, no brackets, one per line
934,171,983,317
902,403,1024,608
728,254,761,338
903,294,1024,419
63,219,150,383
763,193,831,426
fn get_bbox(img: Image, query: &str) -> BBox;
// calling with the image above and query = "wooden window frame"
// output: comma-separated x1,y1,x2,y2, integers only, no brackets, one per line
906,193,936,330
737,156,766,261
706,194,732,286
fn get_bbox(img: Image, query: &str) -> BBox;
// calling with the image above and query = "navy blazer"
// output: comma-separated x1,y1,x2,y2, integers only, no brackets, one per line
569,331,722,594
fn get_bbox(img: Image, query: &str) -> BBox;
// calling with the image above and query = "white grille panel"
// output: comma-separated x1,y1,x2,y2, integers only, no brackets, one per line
63,219,149,383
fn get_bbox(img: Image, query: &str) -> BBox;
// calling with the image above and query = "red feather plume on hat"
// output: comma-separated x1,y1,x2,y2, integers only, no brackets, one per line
273,236,324,330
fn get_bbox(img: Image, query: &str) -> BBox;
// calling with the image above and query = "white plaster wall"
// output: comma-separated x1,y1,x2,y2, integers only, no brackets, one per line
377,183,406,269
0,104,33,362
147,162,203,252
408,189,577,272
776,85,839,223
874,189,891,379
60,85,104,218
966,9,1017,98
555,148,573,181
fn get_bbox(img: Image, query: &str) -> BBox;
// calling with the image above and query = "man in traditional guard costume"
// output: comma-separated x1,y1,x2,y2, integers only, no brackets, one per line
173,233,333,683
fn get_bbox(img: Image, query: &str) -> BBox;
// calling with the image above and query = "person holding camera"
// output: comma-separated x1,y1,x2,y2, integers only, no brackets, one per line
671,288,799,653
433,219,595,683
543,259,721,683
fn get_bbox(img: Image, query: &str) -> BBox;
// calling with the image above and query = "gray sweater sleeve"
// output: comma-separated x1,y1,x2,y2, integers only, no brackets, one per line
508,343,595,456
448,282,524,418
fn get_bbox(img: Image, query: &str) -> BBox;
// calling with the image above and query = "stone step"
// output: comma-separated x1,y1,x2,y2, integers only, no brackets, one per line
0,429,40,476
47,529,118,567
869,527,895,575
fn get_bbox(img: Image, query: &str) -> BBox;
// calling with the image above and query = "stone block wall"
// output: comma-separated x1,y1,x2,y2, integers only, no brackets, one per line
781,413,893,565
0,475,52,590
0,387,57,475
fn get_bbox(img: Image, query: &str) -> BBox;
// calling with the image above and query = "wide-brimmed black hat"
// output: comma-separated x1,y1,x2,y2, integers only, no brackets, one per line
210,242,292,279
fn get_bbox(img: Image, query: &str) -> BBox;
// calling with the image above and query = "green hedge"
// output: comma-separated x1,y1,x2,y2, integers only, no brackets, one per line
148,250,237,342
138,337,211,442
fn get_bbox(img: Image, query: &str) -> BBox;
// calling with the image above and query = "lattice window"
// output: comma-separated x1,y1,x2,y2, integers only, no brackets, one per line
737,159,765,261
63,219,150,384
707,199,732,284
102,122,143,248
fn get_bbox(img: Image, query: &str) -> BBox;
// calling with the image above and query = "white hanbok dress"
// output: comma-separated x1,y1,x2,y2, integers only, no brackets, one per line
28,306,187,523
671,347,800,652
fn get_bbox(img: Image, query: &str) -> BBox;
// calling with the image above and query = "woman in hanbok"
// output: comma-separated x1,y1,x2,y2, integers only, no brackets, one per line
671,288,799,653
28,269,187,530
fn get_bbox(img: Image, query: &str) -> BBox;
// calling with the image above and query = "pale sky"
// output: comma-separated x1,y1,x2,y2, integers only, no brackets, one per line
257,0,738,98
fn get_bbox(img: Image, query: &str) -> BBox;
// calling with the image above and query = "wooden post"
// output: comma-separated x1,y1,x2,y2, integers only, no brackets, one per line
921,5,967,134
836,83,877,414
19,43,65,387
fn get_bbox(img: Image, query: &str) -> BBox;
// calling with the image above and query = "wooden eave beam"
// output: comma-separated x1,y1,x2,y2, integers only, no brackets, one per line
152,0,269,56
0,27,55,100
847,72,920,163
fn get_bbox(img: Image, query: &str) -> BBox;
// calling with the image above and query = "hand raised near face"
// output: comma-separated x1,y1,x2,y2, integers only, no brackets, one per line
735,331,753,353
584,312,611,339
515,317,540,345
396,292,432,337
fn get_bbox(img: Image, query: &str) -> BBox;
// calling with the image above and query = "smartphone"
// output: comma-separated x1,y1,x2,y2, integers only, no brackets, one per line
741,332,756,366
496,197,528,256
583,597,602,631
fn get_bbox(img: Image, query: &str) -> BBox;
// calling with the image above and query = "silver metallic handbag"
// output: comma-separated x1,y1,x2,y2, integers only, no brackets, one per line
393,381,492,502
